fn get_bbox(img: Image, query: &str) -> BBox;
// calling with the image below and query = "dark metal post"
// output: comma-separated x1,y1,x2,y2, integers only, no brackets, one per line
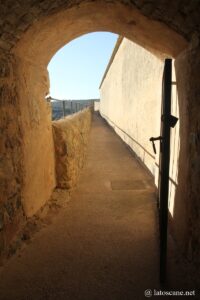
62,100,66,117
149,60,178,285
159,59,172,284
70,101,72,114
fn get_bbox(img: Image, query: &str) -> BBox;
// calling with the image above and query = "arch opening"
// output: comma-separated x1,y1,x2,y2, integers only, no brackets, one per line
1,0,197,282
10,0,187,215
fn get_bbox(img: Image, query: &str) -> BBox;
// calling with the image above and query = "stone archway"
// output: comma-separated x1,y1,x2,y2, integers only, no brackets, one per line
1,0,199,279
12,0,187,216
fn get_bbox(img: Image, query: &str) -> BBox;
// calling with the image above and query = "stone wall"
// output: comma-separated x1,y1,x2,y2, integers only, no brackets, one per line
0,51,25,259
175,42,200,284
52,108,92,189
100,39,181,222
100,38,164,175
14,58,56,218
0,48,56,256
100,37,200,283
0,0,196,54
94,101,100,112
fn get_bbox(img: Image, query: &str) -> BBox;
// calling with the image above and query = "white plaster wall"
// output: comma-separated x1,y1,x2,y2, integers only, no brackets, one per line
94,101,100,111
100,38,179,217
100,38,164,175
168,67,180,217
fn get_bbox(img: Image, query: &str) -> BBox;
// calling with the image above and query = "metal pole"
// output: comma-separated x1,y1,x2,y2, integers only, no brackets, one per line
62,101,65,117
159,59,172,285
70,101,72,114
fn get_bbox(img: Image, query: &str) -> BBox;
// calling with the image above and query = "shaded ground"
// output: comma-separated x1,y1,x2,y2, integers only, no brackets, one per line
0,114,159,300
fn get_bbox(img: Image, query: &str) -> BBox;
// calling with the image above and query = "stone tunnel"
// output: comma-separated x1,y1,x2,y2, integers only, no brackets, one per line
0,0,200,297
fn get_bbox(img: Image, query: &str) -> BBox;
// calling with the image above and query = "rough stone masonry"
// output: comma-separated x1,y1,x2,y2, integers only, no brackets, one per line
52,108,92,189
0,0,199,53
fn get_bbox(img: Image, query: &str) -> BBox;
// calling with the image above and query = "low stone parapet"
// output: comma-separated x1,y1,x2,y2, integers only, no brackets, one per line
52,108,92,189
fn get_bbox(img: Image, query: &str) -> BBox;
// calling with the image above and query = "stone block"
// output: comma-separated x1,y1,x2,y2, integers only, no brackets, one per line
0,84,16,106
0,212,4,231
1,32,18,45
4,200,14,219
17,21,30,32
21,13,35,25
29,6,42,17
141,3,154,15
0,135,5,155
0,231,4,253
39,0,53,10
0,39,12,51
0,59,10,78
5,13,19,25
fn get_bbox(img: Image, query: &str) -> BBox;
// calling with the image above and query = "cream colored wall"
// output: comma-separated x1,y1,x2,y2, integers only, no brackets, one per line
15,60,56,218
168,68,180,217
100,38,163,175
94,101,100,111
100,38,179,217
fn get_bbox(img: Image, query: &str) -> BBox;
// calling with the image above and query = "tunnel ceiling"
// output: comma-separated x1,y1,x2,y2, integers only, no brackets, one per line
0,0,199,53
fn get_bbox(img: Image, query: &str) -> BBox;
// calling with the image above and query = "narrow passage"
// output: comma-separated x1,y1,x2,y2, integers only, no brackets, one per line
0,114,159,300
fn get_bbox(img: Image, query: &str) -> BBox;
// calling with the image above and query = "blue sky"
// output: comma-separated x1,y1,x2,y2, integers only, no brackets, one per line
48,32,118,100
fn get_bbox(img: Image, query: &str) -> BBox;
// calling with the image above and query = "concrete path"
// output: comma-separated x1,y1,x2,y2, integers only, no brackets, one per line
0,114,159,300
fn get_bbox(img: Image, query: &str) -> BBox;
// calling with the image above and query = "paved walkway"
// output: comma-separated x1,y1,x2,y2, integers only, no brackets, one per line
0,114,159,300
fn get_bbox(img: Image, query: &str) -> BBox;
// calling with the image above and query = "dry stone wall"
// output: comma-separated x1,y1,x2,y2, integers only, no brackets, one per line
52,108,92,189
